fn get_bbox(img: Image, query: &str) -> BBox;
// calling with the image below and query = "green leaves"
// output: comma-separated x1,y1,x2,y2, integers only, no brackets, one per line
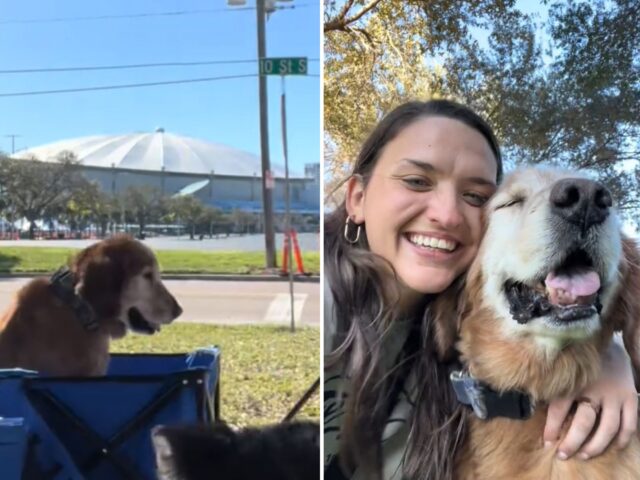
324,0,640,222
0,152,97,238
324,0,524,201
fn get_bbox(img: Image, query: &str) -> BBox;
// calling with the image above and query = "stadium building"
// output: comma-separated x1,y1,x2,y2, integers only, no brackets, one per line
12,128,320,216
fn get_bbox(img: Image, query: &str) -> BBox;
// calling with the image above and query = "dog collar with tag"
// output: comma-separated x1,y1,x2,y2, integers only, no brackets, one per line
450,370,535,420
49,266,99,332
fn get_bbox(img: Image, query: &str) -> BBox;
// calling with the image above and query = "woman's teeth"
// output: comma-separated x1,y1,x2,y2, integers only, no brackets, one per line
408,234,457,252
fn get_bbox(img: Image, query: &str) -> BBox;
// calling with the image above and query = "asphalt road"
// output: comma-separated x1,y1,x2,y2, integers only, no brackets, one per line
0,278,320,328
0,233,319,252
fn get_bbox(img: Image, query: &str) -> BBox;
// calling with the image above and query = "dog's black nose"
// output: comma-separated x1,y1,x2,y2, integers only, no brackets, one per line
550,178,612,230
172,299,183,318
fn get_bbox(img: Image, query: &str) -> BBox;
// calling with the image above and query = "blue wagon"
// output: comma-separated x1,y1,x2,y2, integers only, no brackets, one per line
0,347,220,480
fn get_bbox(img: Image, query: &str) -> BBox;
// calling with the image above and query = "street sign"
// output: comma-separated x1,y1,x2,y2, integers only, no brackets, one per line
259,57,307,76
265,170,275,189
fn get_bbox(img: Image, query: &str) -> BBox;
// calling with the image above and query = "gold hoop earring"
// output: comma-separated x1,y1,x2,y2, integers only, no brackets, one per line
344,217,361,244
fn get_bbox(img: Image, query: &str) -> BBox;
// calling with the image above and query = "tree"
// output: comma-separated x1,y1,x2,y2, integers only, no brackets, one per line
0,151,89,239
92,191,119,237
446,0,640,215
168,195,206,240
199,206,224,238
56,179,97,234
0,155,18,233
229,209,256,234
60,183,115,237
324,0,640,220
324,0,520,199
123,186,166,237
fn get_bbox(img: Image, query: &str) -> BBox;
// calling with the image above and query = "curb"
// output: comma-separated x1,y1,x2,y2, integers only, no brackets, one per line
0,272,320,283
162,274,320,283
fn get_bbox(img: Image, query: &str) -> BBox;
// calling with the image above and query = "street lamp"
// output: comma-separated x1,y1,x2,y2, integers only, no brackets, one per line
228,0,292,270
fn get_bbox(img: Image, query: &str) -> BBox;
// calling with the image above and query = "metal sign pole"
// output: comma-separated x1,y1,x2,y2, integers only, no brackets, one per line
281,75,295,333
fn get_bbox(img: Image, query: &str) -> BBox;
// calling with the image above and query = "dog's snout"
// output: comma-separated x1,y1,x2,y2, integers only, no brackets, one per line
550,178,612,230
172,298,183,319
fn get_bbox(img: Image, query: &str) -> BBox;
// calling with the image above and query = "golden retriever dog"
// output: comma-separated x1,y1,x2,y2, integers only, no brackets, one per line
433,168,640,479
0,235,182,376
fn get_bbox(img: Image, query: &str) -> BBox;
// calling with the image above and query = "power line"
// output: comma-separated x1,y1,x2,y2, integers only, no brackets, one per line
0,73,320,98
0,74,257,97
0,3,318,25
0,58,320,74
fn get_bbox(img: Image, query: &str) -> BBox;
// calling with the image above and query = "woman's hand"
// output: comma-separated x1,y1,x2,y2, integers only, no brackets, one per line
543,337,638,460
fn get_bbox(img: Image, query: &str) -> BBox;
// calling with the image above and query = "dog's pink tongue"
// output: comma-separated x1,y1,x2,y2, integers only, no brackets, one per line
545,270,601,303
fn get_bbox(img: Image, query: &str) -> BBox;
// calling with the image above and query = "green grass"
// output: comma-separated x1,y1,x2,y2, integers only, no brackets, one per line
112,323,320,427
0,247,320,275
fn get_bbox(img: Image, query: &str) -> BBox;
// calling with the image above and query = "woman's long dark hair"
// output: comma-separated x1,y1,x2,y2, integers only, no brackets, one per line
325,99,503,479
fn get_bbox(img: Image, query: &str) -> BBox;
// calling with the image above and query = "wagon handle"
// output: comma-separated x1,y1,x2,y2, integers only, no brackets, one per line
282,377,320,423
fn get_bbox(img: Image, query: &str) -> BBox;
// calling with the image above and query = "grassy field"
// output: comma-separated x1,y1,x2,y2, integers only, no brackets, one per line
112,323,320,427
0,247,320,275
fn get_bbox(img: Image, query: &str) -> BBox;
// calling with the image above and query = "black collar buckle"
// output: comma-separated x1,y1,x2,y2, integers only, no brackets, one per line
50,266,74,289
49,266,99,332
450,370,535,420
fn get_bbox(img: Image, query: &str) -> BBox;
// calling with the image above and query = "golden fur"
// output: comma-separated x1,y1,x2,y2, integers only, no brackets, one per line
431,168,640,479
0,235,182,376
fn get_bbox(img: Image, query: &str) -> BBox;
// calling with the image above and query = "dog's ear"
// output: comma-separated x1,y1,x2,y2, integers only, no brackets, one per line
610,236,640,375
151,423,236,480
71,244,124,318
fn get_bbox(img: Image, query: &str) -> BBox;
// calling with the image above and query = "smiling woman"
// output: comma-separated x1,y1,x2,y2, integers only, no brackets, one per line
345,115,498,296
323,99,639,480
324,99,504,480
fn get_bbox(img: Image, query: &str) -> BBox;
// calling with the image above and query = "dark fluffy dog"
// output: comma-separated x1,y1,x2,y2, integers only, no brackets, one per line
151,421,320,480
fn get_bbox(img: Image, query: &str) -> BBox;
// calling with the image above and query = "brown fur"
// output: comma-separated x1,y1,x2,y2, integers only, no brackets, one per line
613,239,640,377
430,176,640,479
0,235,182,376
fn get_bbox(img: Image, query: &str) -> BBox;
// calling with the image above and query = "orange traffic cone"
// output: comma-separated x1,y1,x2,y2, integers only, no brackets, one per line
280,233,290,275
291,230,306,275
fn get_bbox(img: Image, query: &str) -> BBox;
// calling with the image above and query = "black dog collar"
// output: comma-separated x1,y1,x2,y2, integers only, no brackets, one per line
450,370,535,420
49,266,99,332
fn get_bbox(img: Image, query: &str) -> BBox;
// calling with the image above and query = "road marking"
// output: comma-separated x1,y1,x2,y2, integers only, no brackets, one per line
263,293,307,324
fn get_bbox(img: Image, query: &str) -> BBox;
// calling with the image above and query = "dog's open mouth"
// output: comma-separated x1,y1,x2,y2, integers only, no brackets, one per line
504,249,603,324
128,307,160,334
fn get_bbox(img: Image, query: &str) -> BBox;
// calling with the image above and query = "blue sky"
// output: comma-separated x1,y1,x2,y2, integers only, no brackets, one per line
0,0,320,176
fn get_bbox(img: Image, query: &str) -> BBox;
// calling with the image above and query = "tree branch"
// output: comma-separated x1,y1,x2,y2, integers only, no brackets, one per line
324,0,384,32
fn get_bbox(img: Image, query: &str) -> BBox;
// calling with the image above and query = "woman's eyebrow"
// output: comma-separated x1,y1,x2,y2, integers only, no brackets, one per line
465,177,496,188
402,158,495,187
402,158,436,172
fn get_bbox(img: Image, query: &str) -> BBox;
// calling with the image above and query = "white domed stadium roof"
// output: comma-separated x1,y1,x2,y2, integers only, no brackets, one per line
13,129,287,177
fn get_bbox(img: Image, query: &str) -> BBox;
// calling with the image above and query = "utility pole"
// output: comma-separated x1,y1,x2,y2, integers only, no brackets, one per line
256,0,277,269
4,134,20,154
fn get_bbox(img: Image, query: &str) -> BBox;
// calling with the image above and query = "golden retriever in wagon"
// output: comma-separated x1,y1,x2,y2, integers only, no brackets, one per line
438,168,640,479
0,235,182,376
